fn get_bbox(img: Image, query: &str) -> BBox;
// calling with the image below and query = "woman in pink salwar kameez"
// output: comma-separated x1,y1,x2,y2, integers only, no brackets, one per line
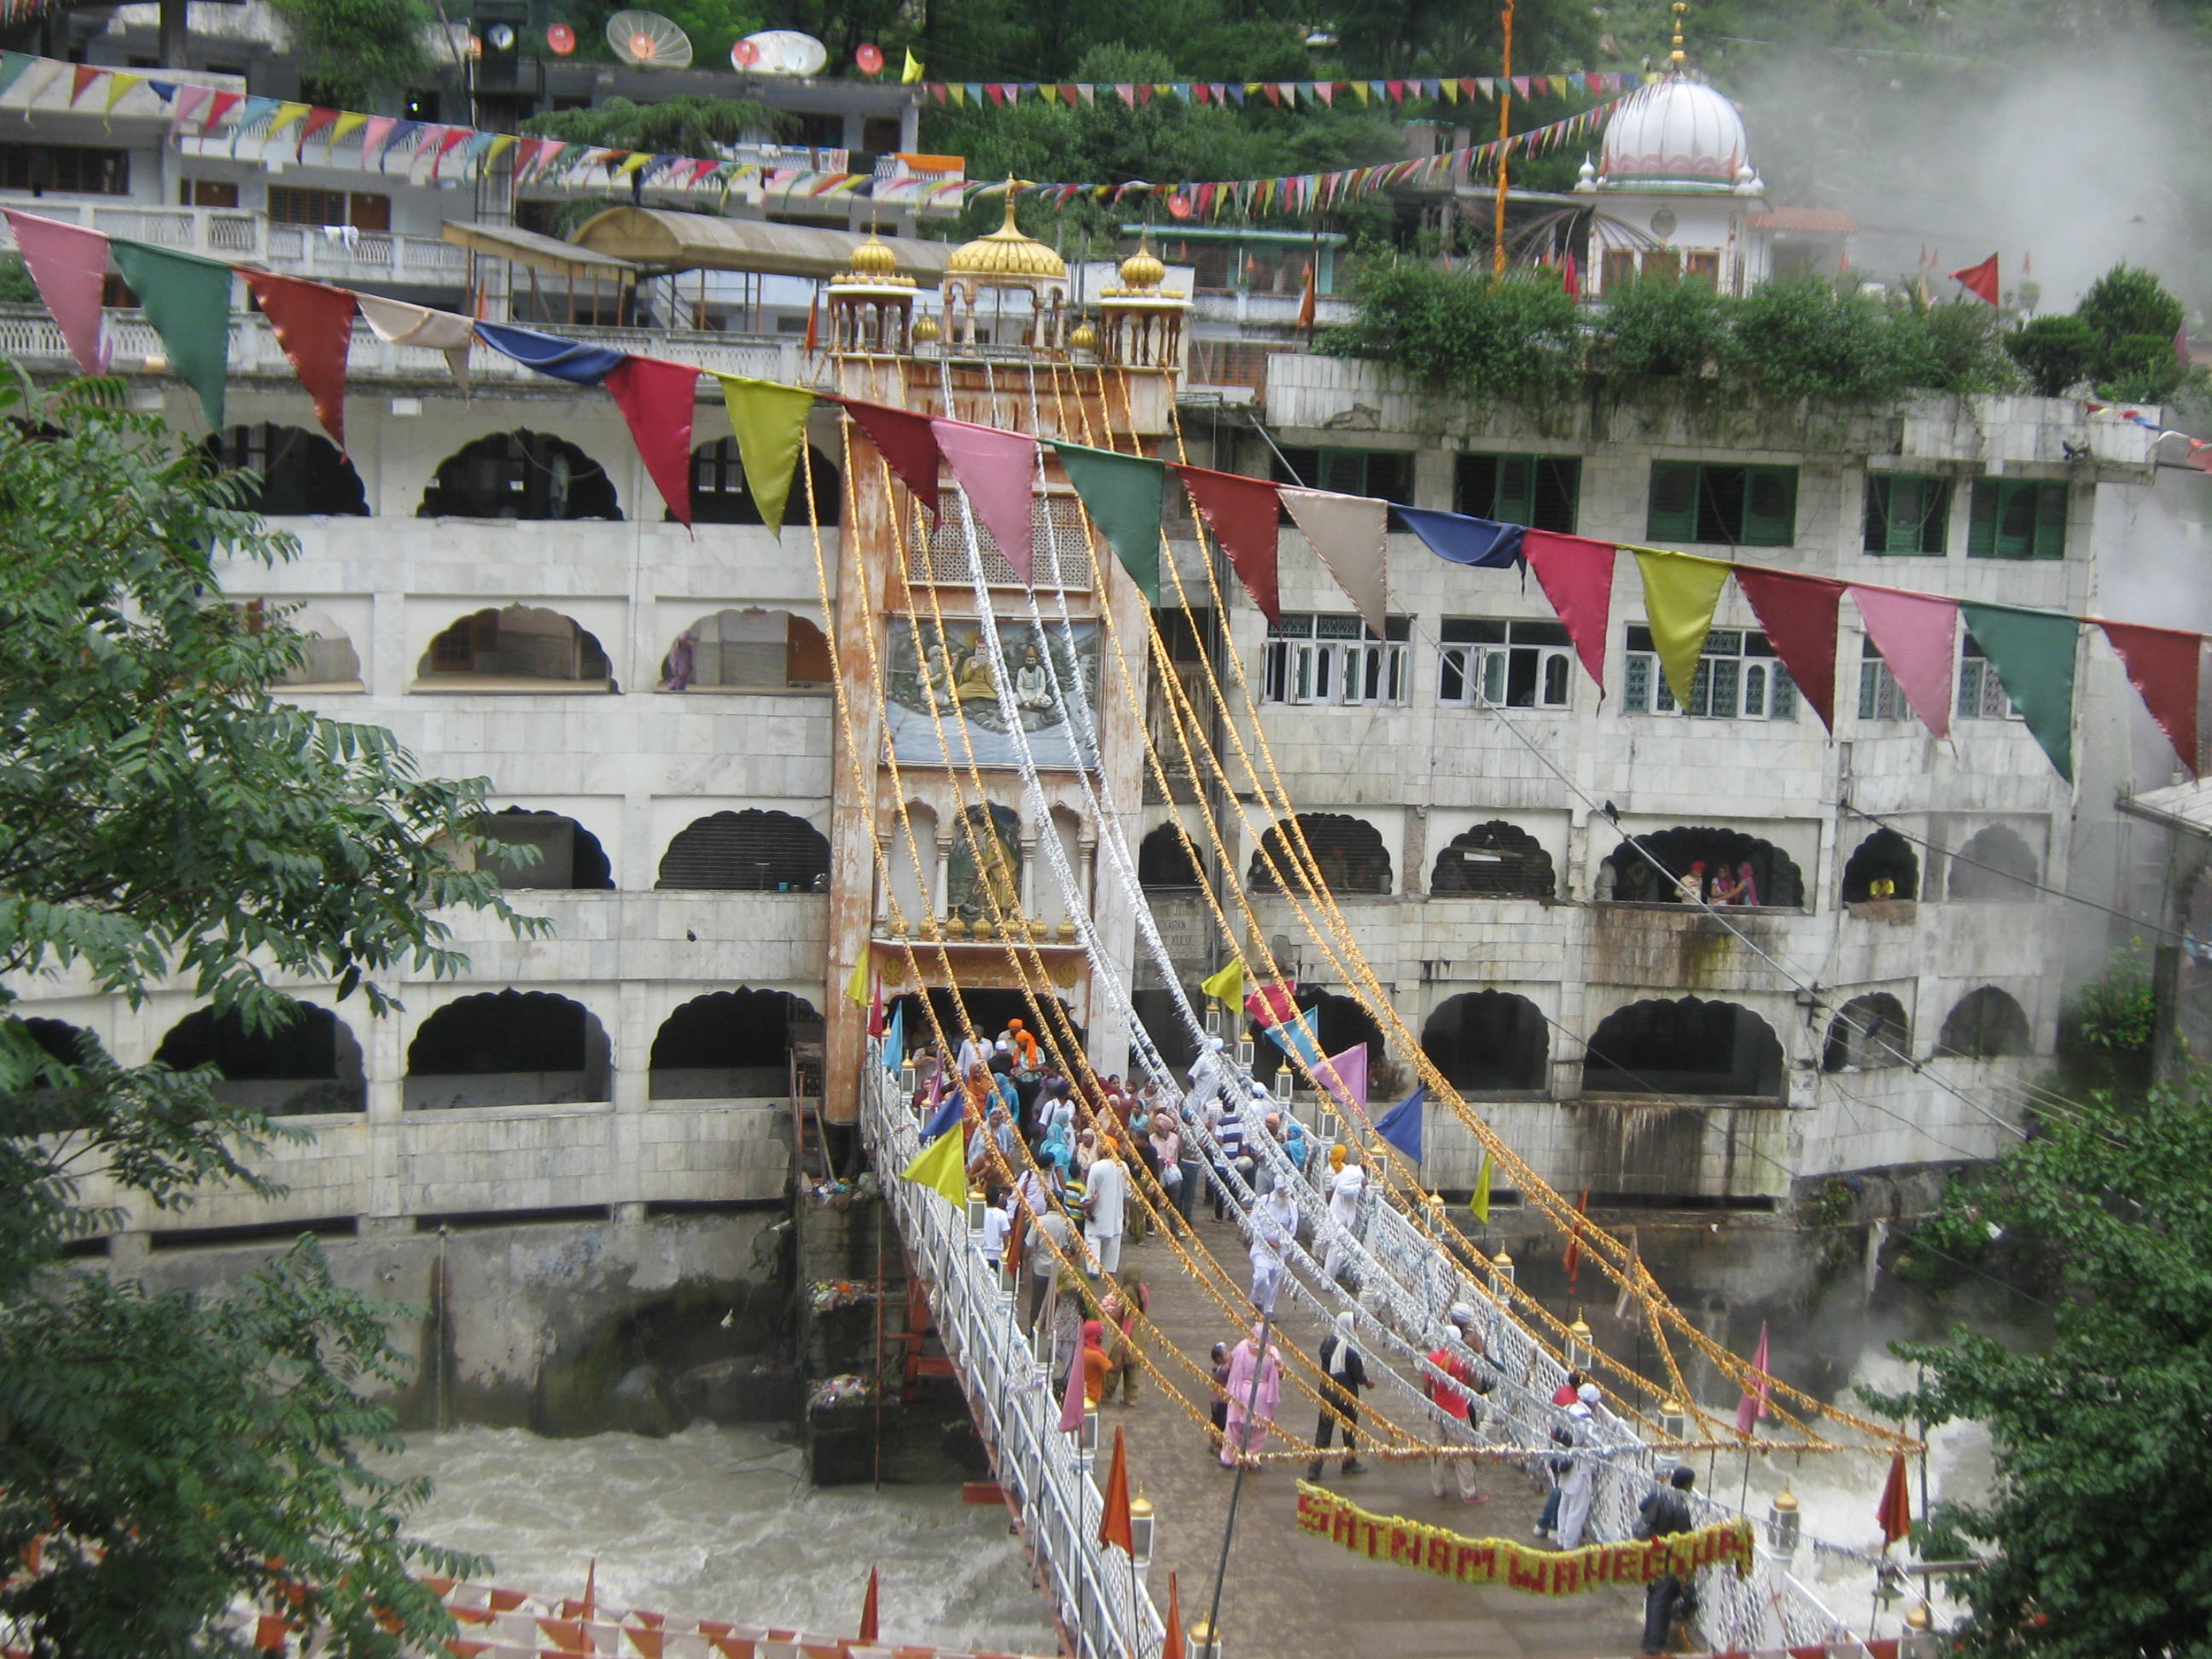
1219,1324,1283,1468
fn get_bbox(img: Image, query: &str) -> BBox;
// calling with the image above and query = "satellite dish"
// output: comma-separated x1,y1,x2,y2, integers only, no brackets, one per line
855,43,883,73
546,22,575,53
740,28,828,75
607,10,694,68
729,37,759,67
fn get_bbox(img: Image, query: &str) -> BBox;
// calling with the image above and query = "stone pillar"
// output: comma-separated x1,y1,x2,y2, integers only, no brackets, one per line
933,833,952,919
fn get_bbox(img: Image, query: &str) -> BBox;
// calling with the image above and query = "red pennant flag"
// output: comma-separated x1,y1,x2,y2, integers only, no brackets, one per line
1562,248,1580,300
858,1564,880,1642
1562,1186,1588,1295
1261,82,1282,105
1163,1572,1185,1659
3,208,111,377
841,398,941,516
1098,1424,1134,1551
1175,463,1283,624
297,105,339,157
1950,253,2000,306
605,355,701,527
932,417,1039,583
1386,79,1406,102
802,288,819,354
1522,530,1617,694
2098,620,2201,775
241,270,357,451
69,65,103,106
1877,1450,1913,1546
1852,585,1959,741
1057,1348,1087,1432
201,90,244,130
1734,567,1845,733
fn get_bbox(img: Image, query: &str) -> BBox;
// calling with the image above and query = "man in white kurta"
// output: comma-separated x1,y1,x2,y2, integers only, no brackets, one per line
1084,1139,1129,1275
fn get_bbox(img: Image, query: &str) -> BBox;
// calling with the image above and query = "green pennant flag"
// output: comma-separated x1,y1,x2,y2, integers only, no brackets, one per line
1959,602,2081,780
110,240,234,431
1633,548,1734,708
715,374,816,536
0,52,37,102
1054,440,1165,602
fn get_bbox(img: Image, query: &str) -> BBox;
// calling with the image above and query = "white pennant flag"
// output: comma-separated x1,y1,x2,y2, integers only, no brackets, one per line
1278,486,1389,641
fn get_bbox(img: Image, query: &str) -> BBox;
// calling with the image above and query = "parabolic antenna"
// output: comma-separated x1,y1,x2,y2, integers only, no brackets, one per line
740,29,828,75
607,10,694,68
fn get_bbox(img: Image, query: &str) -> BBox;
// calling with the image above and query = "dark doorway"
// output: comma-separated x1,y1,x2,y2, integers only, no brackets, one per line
1422,991,1549,1091
1581,997,1784,1098
650,989,820,1098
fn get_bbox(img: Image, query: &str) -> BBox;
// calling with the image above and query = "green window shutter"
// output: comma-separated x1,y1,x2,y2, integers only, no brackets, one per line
1534,457,1580,533
1966,479,1997,557
1915,479,1951,554
1493,455,1536,526
1456,453,1499,517
1649,461,1698,541
1863,476,1892,553
1743,466,1796,546
2033,481,2068,559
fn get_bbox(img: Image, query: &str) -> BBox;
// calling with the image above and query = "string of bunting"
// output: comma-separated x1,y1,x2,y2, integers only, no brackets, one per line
9,195,2192,788
923,69,1639,108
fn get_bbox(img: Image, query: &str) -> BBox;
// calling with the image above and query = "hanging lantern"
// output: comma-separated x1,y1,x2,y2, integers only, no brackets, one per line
1566,1317,1594,1371
1129,1491,1155,1570
1488,1248,1516,1297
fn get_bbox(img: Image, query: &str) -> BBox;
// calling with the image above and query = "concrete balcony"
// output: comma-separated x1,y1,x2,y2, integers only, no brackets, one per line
0,198,469,290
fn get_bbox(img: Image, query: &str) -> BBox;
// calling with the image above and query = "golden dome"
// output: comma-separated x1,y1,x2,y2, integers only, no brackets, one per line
911,312,941,342
946,181,1068,282
1068,321,1097,352
848,230,899,277
1119,235,1166,290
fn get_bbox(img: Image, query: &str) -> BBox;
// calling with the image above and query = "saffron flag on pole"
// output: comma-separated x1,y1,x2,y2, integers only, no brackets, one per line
1099,1424,1134,1551
1162,1573,1184,1659
1852,586,1959,742
1734,1320,1773,1435
1176,463,1284,625
1524,530,1617,694
1877,1450,1914,1547
1950,253,2000,306
933,417,1039,582
3,208,110,376
605,355,701,527
2098,620,2201,776
1732,567,1844,733
1200,958,1245,1009
858,1565,880,1642
901,1118,969,1208
1374,1086,1423,1161
715,375,815,535
1959,602,2081,780
1633,548,1735,709
1057,440,1165,602
1562,1187,1588,1295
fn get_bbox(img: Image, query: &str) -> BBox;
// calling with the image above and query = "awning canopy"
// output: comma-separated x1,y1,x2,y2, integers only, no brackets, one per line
568,207,952,281
442,220,642,282
2119,779,2212,839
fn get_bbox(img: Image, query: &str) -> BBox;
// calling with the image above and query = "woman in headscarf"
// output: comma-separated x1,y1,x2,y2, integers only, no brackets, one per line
1038,1115,1074,1179
1307,1309,1370,1481
1148,1109,1187,1237
1219,1323,1283,1469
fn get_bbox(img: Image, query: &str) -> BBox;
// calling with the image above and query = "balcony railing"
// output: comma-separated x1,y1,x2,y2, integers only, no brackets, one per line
0,198,469,288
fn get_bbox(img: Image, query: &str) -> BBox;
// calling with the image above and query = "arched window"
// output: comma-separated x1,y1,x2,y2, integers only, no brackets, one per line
470,806,614,890
1823,992,1910,1071
417,430,621,521
1596,827,1803,909
204,423,369,515
154,1004,366,1115
1938,987,2032,1059
233,602,363,689
1138,824,1205,889
1250,989,1382,1086
1841,829,1918,903
1422,991,1549,1091
1947,825,2038,902
1429,821,1556,899
679,439,841,526
649,989,820,1098
1582,997,1784,1099
418,605,615,690
405,990,611,1109
1248,814,1392,896
661,609,831,691
656,810,830,891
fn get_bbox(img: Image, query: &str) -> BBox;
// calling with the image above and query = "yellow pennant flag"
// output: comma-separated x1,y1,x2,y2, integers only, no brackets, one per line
613,150,651,178
902,1117,969,1208
713,375,816,536
1199,959,1245,1009
1632,548,1734,709
329,109,370,152
1470,1151,1493,1225
485,133,517,165
844,950,870,1008
902,49,926,84
102,73,146,115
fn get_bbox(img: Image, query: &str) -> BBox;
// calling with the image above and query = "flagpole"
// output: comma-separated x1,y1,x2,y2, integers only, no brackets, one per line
1492,0,1513,276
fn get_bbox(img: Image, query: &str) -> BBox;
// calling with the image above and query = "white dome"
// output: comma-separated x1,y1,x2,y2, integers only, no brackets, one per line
1598,78,1750,187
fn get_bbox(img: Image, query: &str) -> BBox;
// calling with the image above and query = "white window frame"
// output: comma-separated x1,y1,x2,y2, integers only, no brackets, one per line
1262,614,1407,707
1438,643,1574,710
1622,627,1798,721
1956,637,2021,721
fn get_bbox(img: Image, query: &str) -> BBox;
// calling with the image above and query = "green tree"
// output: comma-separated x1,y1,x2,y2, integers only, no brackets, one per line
265,0,438,109
2005,315,2098,398
1318,255,1580,402
2075,264,2192,402
521,94,785,156
1863,1078,2212,1657
0,371,534,1649
1590,274,1740,381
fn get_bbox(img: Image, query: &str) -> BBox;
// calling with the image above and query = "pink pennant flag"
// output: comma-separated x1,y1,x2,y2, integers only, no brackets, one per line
1313,1043,1367,1114
606,356,701,528
1057,1347,1088,1432
360,114,396,165
1852,585,1960,741
1733,1321,1773,1435
1523,529,1617,695
513,136,544,179
3,208,110,376
168,83,211,134
1511,74,1531,97
931,418,1039,583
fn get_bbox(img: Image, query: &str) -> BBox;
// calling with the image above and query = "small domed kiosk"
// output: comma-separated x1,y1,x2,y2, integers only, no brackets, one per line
825,230,917,355
941,181,1070,352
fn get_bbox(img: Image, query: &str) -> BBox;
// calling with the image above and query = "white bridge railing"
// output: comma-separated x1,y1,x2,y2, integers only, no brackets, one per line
859,1045,1165,1659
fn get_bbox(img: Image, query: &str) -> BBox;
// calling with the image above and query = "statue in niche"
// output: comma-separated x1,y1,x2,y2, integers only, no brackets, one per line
950,804,1022,922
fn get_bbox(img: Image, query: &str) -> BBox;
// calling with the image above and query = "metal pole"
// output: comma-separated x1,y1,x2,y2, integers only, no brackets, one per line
1203,1313,1274,1650
1492,0,1514,275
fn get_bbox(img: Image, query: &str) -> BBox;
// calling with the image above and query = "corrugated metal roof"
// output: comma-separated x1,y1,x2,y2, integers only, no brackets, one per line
441,219,641,276
569,207,952,279
2119,778,2212,836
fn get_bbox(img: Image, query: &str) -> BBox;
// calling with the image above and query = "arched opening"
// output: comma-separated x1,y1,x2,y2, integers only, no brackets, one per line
649,989,821,1099
470,806,614,890
1138,824,1204,889
949,804,1023,924
1429,820,1557,899
1582,997,1784,1099
1823,992,1910,1071
204,423,369,515
1250,988,1382,1086
1131,987,1200,1077
1947,825,2039,902
417,605,615,690
418,430,621,521
888,989,1086,1061
1938,987,2032,1059
266,604,362,689
1841,829,1918,903
154,1004,366,1115
405,990,611,1110
661,609,832,691
1422,991,1550,1091
678,439,841,527
656,810,830,892
1596,828,1803,909
1248,814,1393,896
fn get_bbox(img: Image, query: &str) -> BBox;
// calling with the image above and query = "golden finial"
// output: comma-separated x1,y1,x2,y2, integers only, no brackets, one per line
1670,1,1687,67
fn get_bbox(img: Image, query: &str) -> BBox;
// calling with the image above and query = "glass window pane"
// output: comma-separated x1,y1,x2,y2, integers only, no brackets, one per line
1543,653,1569,707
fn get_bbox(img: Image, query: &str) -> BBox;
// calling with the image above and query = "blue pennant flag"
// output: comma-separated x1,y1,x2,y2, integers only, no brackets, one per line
1393,506,1526,568
473,321,626,387
1373,1085,1425,1161
882,1004,905,1074
921,1091,963,1144
1264,1012,1323,1070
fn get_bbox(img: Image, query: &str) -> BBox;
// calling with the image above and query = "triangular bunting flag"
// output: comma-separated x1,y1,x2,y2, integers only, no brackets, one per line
1733,567,1844,734
109,240,232,429
1392,505,1522,569
474,319,624,386
240,270,356,451
1175,463,1283,625
2098,620,2201,776
1279,486,1388,641
714,375,815,536
1313,1043,1367,1114
841,398,941,518
3,208,110,375
1852,585,1959,742
1959,602,2081,780
901,1121,969,1209
358,294,475,393
1523,529,1617,694
1470,1150,1493,1224
102,73,145,115
932,418,1038,583
68,64,102,106
606,355,701,527
1373,1085,1423,1161
1055,440,1164,602
1633,548,1734,708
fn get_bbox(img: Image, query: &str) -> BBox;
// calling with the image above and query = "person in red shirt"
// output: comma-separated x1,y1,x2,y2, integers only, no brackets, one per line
1425,1304,1491,1504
